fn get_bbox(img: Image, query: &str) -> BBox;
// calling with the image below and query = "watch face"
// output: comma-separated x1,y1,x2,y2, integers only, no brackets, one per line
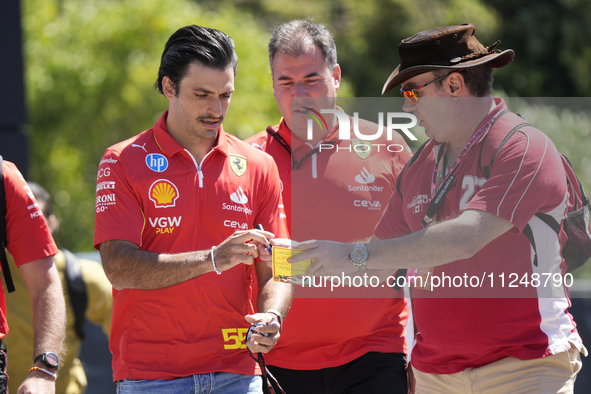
46,353,59,366
36,352,60,368
351,246,368,264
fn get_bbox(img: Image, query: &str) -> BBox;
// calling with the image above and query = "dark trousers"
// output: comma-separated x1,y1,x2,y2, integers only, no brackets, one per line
0,341,7,394
267,352,407,394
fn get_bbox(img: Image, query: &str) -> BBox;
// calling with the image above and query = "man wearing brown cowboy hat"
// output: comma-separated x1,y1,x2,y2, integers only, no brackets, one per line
286,23,587,393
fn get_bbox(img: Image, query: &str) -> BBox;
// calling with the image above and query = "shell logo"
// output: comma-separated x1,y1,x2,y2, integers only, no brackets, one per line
149,179,179,208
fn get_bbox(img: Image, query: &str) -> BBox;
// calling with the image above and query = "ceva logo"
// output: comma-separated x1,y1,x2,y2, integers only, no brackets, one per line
224,220,248,230
355,167,376,184
306,109,418,141
230,186,248,204
354,200,382,210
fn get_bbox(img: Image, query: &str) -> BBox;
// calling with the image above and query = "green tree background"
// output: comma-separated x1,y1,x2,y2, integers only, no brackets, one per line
21,0,591,277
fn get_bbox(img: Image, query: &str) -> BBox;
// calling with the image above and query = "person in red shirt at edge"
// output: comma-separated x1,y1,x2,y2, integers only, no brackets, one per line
288,23,587,394
1,159,65,394
247,19,410,394
93,25,292,394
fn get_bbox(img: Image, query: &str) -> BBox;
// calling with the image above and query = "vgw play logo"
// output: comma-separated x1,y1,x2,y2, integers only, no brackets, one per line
303,107,418,153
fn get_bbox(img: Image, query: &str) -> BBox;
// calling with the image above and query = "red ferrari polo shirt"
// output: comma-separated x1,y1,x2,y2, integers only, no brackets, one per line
94,112,288,380
247,117,410,369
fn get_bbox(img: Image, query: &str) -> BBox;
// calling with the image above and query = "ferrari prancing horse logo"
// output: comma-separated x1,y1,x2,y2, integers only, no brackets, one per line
352,140,371,160
229,154,247,177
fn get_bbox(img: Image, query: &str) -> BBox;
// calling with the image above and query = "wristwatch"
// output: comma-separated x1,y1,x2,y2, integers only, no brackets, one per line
34,352,60,369
349,243,369,271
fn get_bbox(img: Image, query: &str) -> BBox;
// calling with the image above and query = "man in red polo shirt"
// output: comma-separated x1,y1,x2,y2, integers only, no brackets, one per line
1,159,65,394
247,19,410,394
290,24,586,393
94,25,291,393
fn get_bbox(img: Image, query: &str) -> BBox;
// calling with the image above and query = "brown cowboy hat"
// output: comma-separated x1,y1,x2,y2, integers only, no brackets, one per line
382,23,514,95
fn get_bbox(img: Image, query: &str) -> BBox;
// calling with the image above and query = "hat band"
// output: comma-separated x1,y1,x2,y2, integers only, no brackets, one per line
450,40,501,64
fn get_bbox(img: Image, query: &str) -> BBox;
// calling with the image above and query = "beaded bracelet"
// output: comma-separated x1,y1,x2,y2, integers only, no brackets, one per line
210,246,221,275
29,366,57,380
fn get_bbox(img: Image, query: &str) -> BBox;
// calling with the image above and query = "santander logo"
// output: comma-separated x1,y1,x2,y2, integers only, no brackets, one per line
230,186,248,204
355,167,376,184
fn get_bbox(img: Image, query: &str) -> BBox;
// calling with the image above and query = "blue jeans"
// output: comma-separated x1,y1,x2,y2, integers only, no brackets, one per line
116,372,262,394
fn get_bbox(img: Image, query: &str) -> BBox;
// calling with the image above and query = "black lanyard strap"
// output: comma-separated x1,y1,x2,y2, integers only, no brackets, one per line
266,126,291,154
266,126,335,170
248,349,286,394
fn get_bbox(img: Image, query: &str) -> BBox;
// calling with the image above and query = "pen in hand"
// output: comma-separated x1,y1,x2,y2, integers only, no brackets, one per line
255,224,273,254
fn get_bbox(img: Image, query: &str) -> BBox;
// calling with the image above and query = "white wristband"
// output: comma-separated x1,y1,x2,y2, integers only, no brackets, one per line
29,366,57,380
210,247,221,275
265,309,283,332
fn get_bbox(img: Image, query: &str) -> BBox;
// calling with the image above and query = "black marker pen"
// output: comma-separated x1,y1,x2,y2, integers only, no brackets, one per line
255,224,273,254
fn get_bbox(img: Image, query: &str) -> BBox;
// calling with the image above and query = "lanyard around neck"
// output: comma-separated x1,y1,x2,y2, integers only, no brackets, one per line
266,126,335,170
421,110,508,228
431,143,448,197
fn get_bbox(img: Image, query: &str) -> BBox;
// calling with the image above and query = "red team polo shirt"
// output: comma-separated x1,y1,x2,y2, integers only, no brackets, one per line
247,117,410,370
94,112,288,381
1,161,58,335
375,99,583,374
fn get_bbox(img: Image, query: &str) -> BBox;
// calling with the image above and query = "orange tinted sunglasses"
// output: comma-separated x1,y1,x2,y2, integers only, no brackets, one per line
400,70,463,103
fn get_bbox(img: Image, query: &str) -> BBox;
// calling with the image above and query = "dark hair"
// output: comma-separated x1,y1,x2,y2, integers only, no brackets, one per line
27,182,52,219
156,25,238,95
268,19,337,73
433,65,493,97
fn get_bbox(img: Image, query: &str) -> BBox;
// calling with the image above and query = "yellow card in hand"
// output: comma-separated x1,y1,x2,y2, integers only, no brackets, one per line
272,246,312,285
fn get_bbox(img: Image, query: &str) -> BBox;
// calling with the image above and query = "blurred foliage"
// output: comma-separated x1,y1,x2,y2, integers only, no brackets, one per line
199,0,500,97
484,0,591,97
21,0,591,277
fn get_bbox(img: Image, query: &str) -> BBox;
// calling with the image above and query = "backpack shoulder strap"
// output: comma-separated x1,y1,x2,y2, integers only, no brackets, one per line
0,156,15,293
562,154,589,210
476,114,538,265
0,156,5,249
478,112,530,178
63,248,88,340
